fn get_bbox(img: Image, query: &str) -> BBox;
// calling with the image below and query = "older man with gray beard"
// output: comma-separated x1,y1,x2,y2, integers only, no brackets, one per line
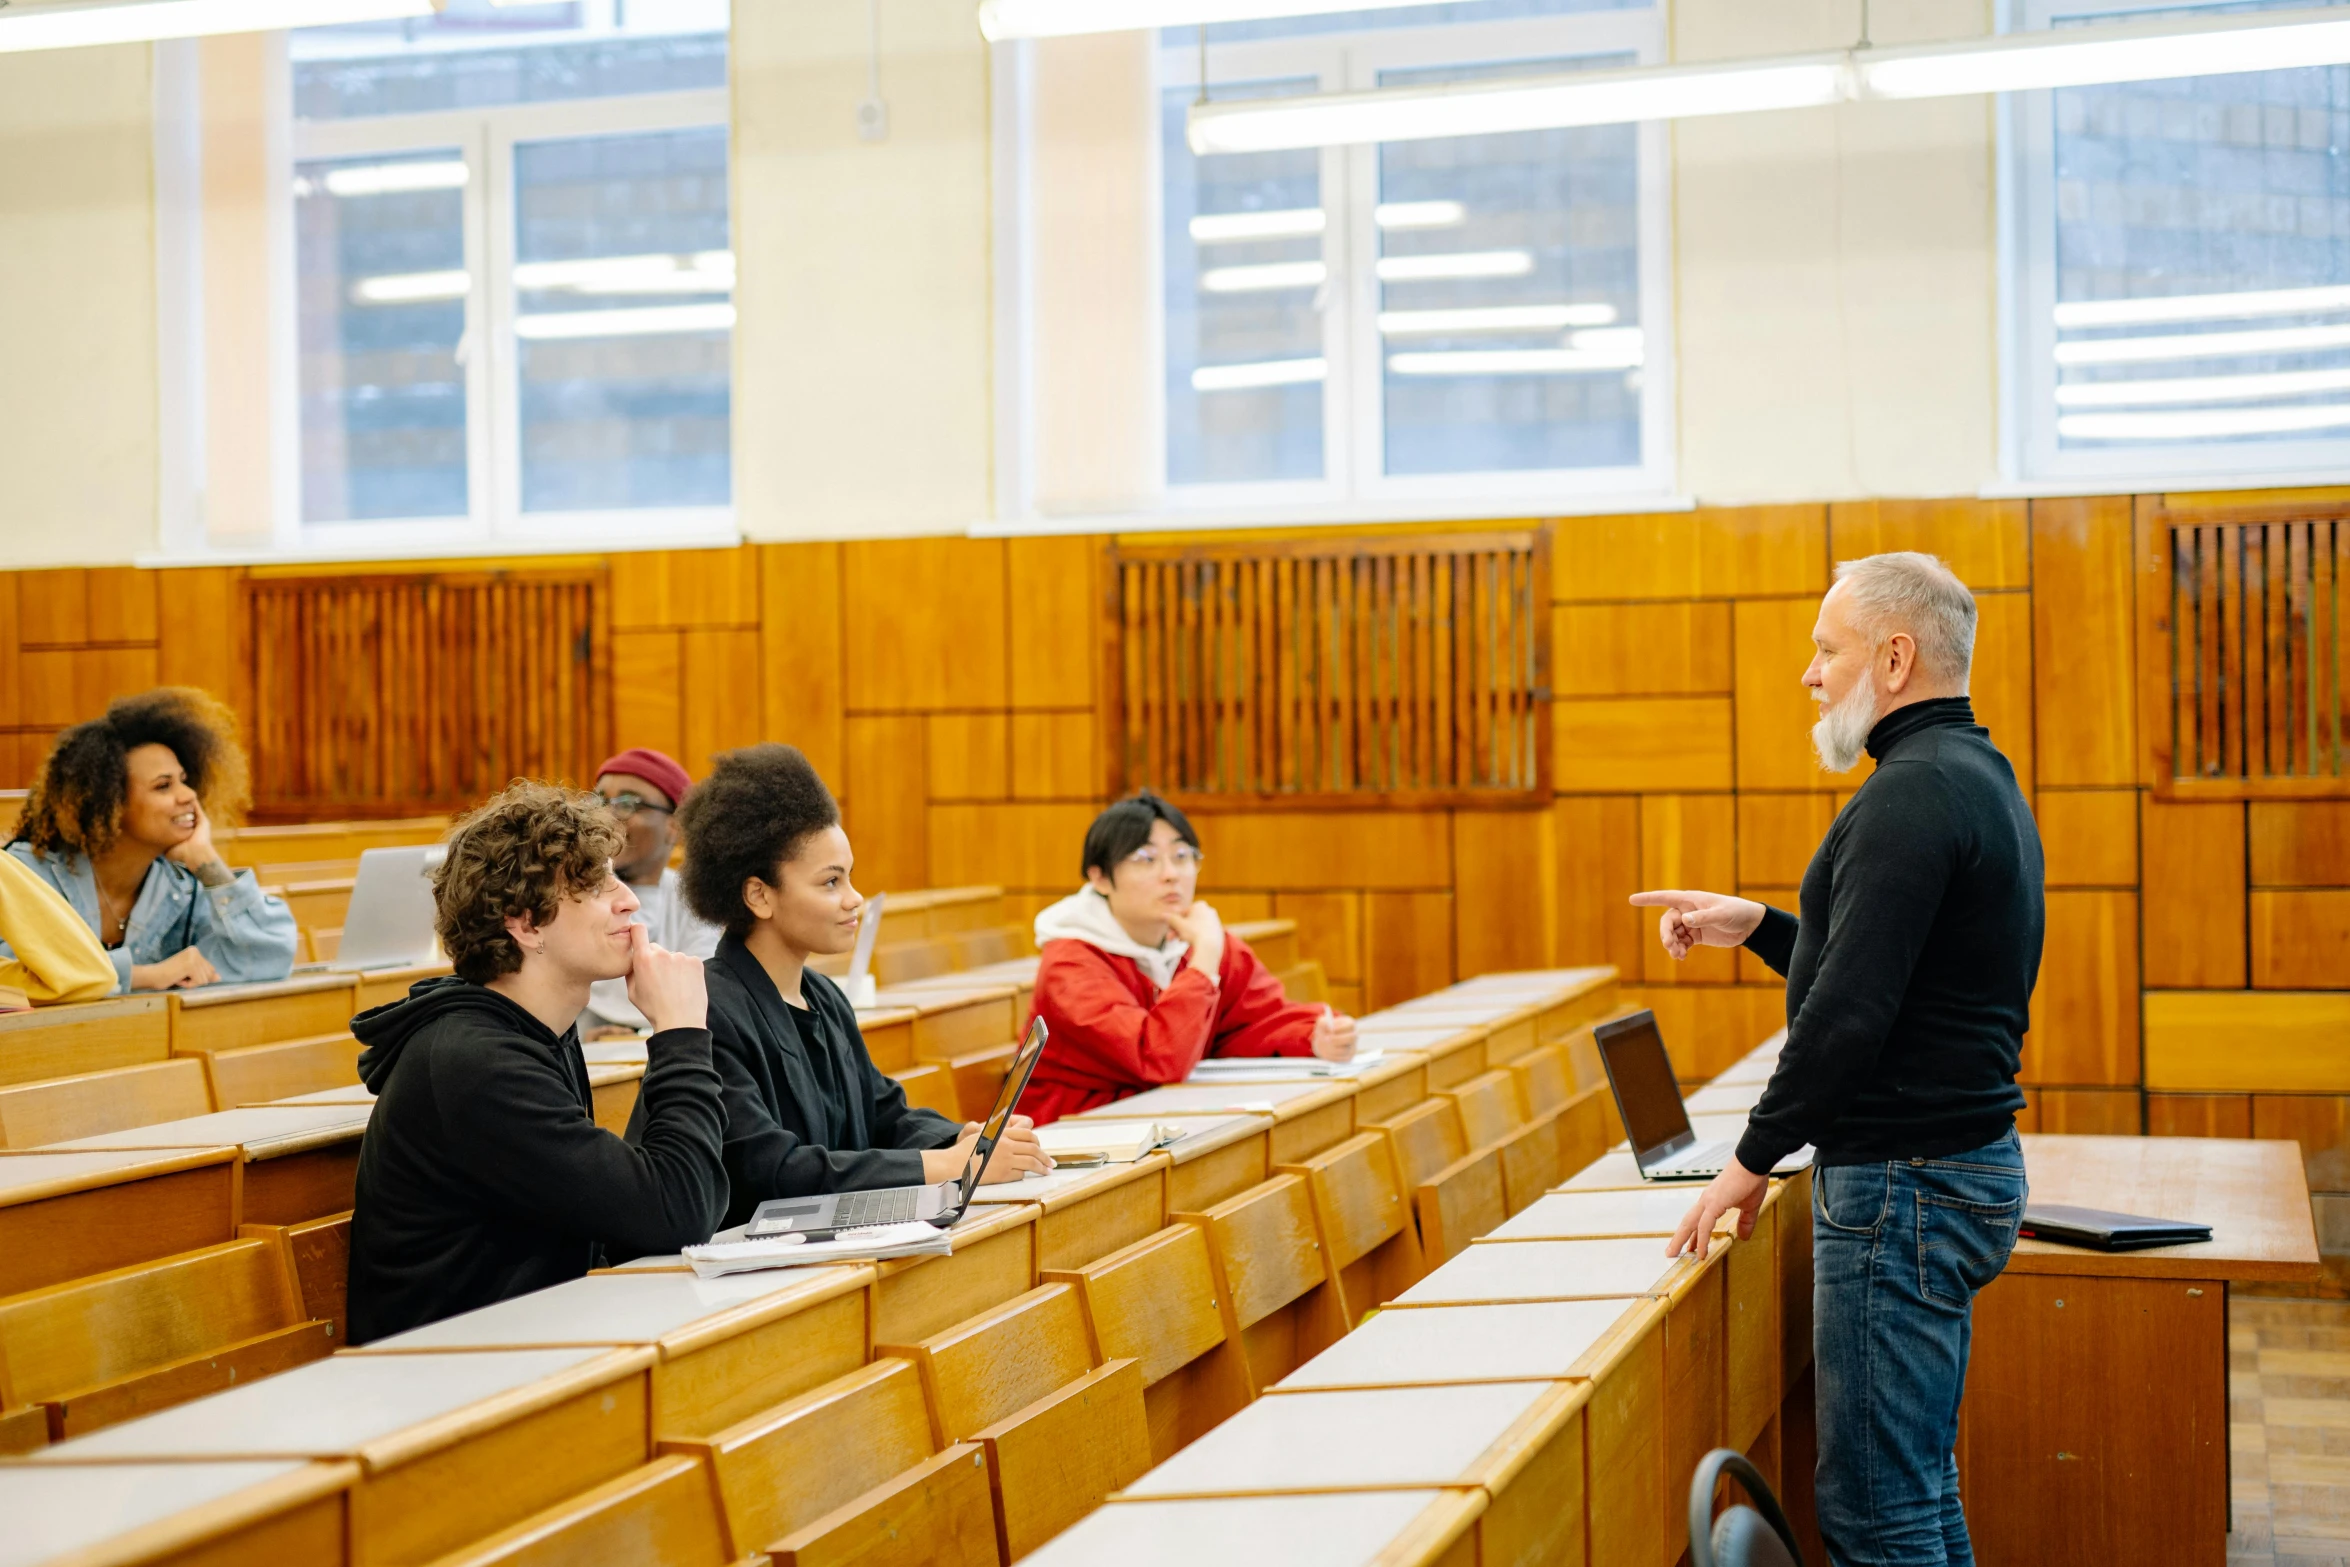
1631,552,2044,1567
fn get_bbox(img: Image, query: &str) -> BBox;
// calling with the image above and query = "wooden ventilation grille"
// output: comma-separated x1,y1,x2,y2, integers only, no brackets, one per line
243,570,611,820
2141,506,2349,800
1112,530,1550,805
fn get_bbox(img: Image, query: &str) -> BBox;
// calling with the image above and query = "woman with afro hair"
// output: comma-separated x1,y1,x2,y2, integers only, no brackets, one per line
5,688,296,993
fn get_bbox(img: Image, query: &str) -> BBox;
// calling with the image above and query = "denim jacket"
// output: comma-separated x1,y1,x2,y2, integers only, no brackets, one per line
0,842,299,994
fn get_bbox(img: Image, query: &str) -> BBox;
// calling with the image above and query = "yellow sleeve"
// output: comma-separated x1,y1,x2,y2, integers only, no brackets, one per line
0,852,117,1004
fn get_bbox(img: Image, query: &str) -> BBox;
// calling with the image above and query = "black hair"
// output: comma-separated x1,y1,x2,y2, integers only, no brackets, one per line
1080,791,1200,882
675,743,841,937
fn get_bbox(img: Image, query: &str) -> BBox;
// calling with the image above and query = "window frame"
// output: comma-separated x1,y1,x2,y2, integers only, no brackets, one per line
2001,0,2350,490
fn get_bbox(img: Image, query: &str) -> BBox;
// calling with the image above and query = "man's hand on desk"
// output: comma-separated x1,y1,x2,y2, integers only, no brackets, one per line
1668,1158,1767,1258
1629,888,1766,960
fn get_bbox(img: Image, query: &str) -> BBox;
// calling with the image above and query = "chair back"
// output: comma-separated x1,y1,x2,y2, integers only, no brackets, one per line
1688,1448,1804,1567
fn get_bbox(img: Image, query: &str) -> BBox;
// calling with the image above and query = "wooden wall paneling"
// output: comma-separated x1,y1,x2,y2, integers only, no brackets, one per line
0,571,17,729
927,714,1011,802
1273,891,1363,984
18,569,89,645
2032,496,2136,787
844,715,930,894
609,630,684,762
2140,798,2246,988
1638,795,1737,985
2037,790,2138,888
1554,795,1645,976
19,650,78,728
1008,536,1101,710
2024,890,2140,1086
926,802,1096,891
2249,802,2350,887
2028,1088,2141,1136
1210,890,1275,922
71,649,161,723
1554,697,1734,793
1552,506,1827,602
1009,711,1099,801
1969,592,2035,796
1365,891,1455,1010
1623,987,1785,1080
2251,890,2350,989
84,566,160,644
843,539,1009,712
1825,500,2031,590
2145,991,2350,1092
2251,1096,2350,1194
1181,810,1453,891
758,543,846,786
1552,603,1733,696
1735,794,1835,887
1733,599,1832,792
608,547,761,630
680,629,765,777
1453,809,1558,979
156,567,244,714
2145,1093,2252,1138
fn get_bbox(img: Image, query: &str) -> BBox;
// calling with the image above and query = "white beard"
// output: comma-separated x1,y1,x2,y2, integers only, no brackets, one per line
1812,678,1882,773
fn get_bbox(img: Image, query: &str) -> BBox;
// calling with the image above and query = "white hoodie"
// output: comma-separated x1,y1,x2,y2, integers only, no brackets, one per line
1032,887,1191,992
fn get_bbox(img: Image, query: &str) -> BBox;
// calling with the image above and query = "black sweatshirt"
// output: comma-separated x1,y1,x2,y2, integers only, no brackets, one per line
346,976,728,1344
639,936,963,1233
1735,698,2043,1173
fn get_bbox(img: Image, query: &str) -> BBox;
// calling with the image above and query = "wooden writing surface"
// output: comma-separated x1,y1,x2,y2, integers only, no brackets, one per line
0,1459,353,1567
170,978,360,1059
1559,1151,1648,1191
1033,1490,1483,1567
1272,1297,1655,1391
0,996,171,1090
1488,1189,1729,1242
1391,1238,1696,1306
0,1148,241,1298
347,1266,867,1353
1071,1081,1345,1119
2007,1135,2319,1281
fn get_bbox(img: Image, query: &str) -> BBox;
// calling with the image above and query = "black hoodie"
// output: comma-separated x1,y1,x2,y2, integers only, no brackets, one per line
345,976,728,1344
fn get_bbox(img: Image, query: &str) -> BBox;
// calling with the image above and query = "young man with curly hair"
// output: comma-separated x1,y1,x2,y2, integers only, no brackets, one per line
4,686,296,993
656,743,1050,1232
346,781,728,1344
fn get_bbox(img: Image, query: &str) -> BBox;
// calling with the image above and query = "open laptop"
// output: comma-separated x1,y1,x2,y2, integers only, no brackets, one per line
1595,1010,1813,1182
746,1015,1049,1242
327,846,446,972
839,891,886,1008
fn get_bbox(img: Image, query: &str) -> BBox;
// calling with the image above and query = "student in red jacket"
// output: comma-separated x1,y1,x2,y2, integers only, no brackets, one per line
1022,792,1357,1124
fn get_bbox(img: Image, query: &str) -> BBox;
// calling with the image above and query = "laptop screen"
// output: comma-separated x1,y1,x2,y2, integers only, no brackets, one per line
953,1017,1050,1205
1594,1011,1695,1159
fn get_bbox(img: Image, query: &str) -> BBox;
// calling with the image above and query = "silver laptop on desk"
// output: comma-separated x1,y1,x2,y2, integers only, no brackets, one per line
1595,1010,1813,1182
328,846,446,972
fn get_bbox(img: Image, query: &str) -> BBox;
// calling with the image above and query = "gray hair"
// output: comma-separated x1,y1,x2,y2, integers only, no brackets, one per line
1831,552,1976,687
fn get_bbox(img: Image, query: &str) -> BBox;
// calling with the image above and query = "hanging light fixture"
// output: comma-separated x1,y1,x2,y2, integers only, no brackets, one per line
0,0,439,53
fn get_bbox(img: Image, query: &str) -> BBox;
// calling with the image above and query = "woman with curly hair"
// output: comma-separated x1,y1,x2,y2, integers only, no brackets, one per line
4,687,296,993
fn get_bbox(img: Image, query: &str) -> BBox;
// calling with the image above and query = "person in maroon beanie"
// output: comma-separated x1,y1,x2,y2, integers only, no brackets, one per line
580,747,721,1036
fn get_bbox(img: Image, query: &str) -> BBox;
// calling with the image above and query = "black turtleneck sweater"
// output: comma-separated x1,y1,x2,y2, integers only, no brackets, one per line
1735,698,2043,1173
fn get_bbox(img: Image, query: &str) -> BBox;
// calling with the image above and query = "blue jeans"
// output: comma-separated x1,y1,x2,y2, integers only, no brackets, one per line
1812,1129,2027,1567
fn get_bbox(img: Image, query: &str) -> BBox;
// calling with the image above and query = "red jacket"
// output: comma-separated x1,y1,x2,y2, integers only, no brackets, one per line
1021,932,1322,1124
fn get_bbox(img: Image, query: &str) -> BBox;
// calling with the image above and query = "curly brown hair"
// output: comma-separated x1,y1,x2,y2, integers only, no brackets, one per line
433,780,625,985
16,687,251,858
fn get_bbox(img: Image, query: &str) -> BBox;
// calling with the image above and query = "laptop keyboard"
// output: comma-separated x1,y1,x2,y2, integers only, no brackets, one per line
834,1187,921,1228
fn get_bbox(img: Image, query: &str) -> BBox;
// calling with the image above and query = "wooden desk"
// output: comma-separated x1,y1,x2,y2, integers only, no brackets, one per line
1391,1237,1698,1306
51,1105,371,1226
1489,1188,1727,1241
849,1006,919,1071
1958,1135,2323,1567
580,1038,649,1066
1366,1006,1538,1063
349,1265,873,1441
0,996,170,1089
0,1458,355,1567
1162,1114,1272,1213
1352,1021,1490,1089
863,984,1018,1063
1184,1052,1429,1126
871,1200,1040,1347
31,1345,653,1567
170,976,359,1058
0,1147,241,1296
1030,1489,1484,1567
1272,1298,1657,1390
352,964,450,1014
1072,1082,1355,1163
1684,1081,1765,1113
971,1155,1171,1273
1558,1151,1648,1191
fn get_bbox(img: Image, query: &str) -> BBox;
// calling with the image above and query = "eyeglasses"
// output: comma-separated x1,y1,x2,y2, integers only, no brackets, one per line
1124,844,1204,871
602,792,673,821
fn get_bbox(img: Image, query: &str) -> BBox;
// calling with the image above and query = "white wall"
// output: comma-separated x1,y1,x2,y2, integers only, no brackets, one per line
0,44,160,566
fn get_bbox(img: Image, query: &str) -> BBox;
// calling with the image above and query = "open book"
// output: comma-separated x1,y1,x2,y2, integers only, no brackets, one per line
684,1221,955,1279
1034,1120,1185,1164
1187,1047,1385,1081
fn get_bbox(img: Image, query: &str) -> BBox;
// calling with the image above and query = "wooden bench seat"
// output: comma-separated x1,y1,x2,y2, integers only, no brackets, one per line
239,1210,351,1339
1366,1099,1504,1264
1280,1131,1425,1329
1043,1223,1252,1462
1176,1174,1345,1397
0,1057,211,1148
0,1146,242,1297
193,1032,362,1109
419,1453,744,1567
168,977,360,1059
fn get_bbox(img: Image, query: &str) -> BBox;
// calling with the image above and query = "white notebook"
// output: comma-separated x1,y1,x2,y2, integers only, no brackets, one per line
684,1221,954,1278
1187,1047,1385,1081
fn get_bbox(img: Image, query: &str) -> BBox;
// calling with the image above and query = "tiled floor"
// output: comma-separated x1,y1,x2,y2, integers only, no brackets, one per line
2231,1294,2350,1566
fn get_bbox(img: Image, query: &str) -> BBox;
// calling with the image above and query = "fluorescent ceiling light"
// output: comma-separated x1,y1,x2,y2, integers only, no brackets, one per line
1375,250,1533,282
2054,284,2350,329
0,0,436,53
351,269,469,305
2054,323,2350,367
514,251,735,294
1189,209,1325,244
1378,303,1617,335
515,303,737,340
311,160,468,198
1200,260,1327,293
2058,403,2350,440
1390,330,1641,375
978,0,1432,42
1183,6,2350,154
1192,357,1327,391
2056,368,2350,408
1375,201,1466,230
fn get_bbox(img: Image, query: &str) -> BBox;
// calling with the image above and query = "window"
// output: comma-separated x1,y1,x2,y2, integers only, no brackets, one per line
287,0,732,549
1152,0,1669,512
2007,0,2350,485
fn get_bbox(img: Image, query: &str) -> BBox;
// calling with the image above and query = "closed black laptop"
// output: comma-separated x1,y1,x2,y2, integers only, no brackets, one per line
2019,1203,2212,1252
